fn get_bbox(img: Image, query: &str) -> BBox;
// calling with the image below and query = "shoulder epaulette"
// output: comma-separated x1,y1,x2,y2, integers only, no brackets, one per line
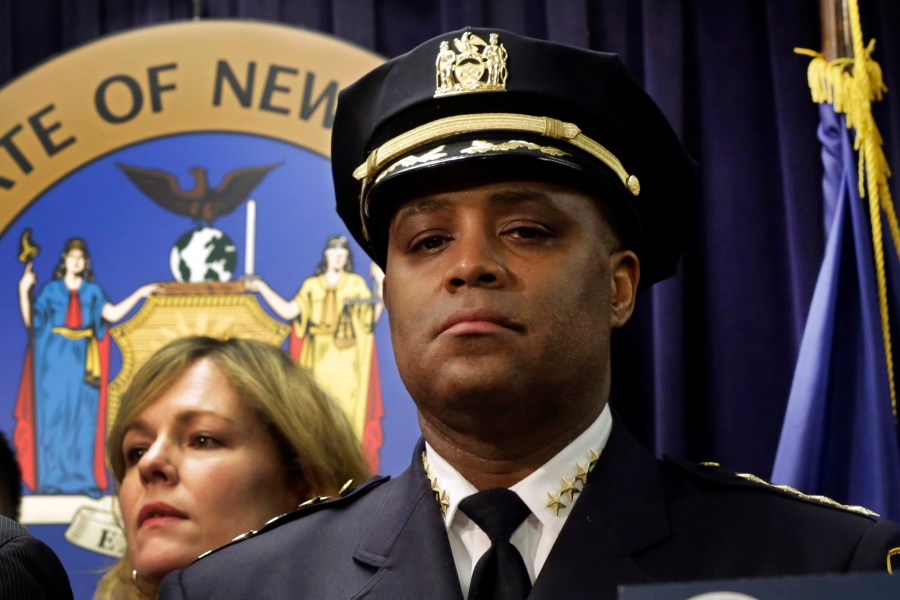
663,457,879,518
192,475,390,562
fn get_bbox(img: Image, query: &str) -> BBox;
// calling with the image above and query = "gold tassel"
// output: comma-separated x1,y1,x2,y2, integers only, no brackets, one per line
795,0,898,421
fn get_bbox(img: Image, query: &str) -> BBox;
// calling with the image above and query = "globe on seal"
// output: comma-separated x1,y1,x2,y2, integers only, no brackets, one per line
169,227,238,282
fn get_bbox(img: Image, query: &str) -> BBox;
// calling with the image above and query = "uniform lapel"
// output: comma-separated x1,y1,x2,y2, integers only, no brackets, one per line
530,420,672,600
352,439,463,600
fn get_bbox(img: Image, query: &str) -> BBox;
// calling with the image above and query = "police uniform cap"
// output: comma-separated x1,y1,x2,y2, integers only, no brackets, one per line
331,27,697,287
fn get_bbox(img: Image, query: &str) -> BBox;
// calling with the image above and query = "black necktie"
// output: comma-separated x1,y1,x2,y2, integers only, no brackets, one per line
459,488,532,600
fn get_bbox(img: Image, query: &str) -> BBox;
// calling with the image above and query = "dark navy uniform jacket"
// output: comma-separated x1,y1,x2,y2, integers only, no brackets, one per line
160,423,900,600
0,516,74,600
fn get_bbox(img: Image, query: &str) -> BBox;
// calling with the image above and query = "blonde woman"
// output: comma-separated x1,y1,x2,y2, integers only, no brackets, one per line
94,336,369,599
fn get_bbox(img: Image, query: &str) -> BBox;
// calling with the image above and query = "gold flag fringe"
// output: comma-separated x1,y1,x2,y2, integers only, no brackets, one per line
795,0,899,421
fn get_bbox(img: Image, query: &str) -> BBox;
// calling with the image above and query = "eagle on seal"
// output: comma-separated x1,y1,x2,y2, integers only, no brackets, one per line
116,162,282,226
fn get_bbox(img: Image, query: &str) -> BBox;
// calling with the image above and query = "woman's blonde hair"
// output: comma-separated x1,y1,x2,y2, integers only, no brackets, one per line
94,336,370,599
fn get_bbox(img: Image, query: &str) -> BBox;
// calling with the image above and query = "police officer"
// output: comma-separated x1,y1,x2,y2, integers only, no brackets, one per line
161,27,900,600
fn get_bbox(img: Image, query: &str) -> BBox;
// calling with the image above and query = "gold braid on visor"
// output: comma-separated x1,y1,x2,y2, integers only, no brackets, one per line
352,113,641,241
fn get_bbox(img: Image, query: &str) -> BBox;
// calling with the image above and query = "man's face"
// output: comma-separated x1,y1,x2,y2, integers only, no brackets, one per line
383,179,639,428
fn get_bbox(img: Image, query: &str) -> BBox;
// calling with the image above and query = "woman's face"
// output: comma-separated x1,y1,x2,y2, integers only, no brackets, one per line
324,245,349,271
64,248,86,276
118,358,300,583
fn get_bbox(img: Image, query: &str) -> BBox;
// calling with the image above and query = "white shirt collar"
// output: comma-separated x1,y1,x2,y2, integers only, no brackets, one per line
424,404,613,535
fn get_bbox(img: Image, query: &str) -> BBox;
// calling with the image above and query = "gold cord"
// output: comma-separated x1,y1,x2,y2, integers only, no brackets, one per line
795,0,898,421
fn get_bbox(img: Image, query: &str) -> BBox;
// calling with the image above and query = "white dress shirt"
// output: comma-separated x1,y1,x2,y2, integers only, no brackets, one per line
423,405,613,597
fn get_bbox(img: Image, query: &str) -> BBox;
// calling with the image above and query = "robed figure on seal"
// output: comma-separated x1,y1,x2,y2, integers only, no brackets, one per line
246,235,385,469
14,237,159,497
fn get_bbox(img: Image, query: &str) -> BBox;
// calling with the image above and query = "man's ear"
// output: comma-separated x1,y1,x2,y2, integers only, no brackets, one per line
610,250,639,328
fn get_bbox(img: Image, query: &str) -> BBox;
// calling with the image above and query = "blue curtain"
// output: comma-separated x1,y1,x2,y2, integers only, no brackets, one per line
3,0,900,481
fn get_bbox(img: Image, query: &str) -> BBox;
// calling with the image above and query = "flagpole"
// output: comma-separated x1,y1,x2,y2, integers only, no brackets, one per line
772,0,900,520
801,0,898,420
819,0,852,61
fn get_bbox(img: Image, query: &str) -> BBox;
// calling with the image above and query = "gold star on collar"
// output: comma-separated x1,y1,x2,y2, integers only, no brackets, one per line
573,463,590,485
560,476,580,502
546,492,566,516
421,451,450,516
544,447,602,516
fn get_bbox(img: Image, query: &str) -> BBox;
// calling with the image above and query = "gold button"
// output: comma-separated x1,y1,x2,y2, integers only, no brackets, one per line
626,174,640,196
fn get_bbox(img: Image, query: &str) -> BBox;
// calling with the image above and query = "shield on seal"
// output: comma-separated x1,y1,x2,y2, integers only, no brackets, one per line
453,51,486,89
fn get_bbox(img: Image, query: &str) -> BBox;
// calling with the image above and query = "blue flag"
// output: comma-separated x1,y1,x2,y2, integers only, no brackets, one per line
771,103,900,521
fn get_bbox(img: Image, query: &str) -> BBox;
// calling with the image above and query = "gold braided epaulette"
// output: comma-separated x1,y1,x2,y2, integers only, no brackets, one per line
192,476,388,562
690,461,879,518
732,471,878,517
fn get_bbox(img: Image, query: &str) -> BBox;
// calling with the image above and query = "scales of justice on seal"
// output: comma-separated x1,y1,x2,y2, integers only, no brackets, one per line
61,162,291,557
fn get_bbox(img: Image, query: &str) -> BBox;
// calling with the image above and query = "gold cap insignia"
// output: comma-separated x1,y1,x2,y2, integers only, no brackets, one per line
435,32,507,97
